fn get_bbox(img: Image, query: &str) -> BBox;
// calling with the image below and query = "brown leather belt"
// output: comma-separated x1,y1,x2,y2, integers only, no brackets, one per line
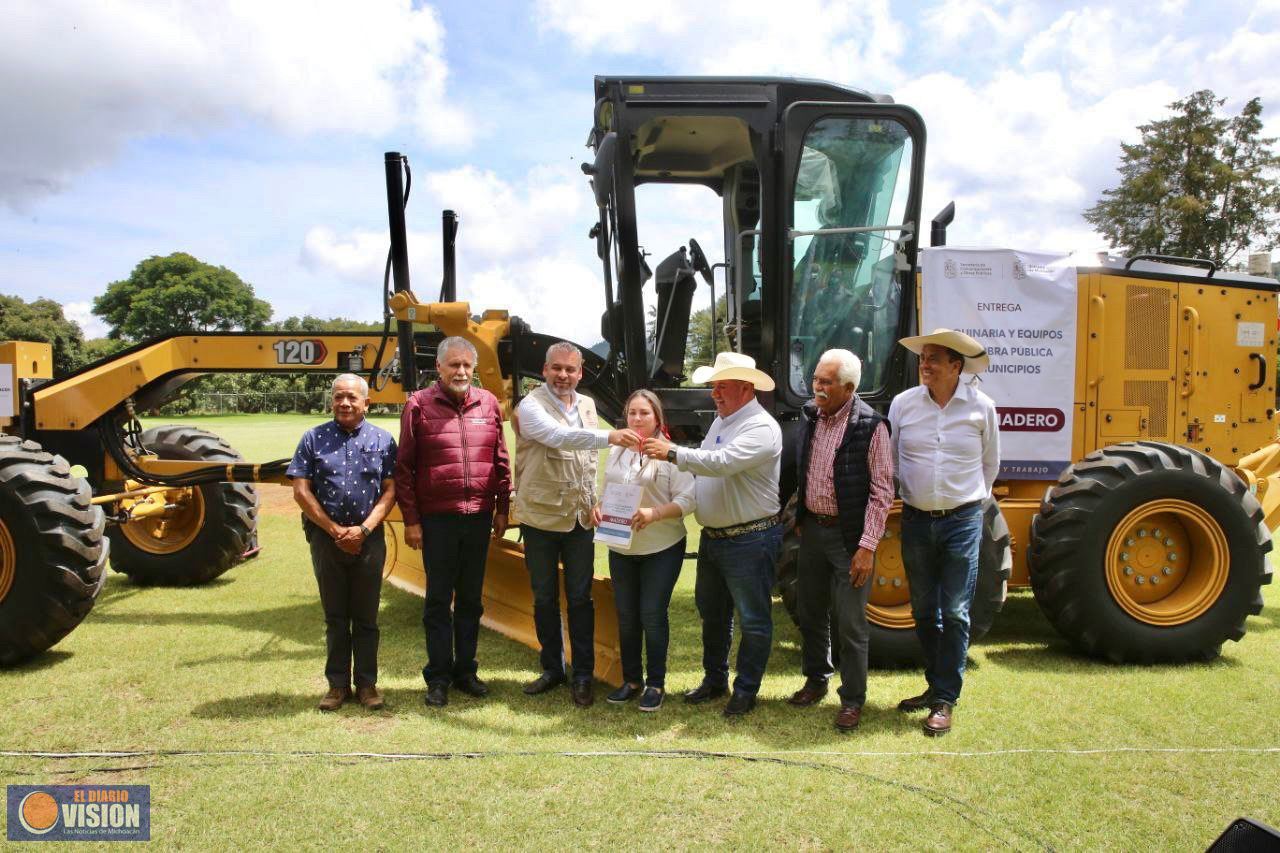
702,514,781,540
903,499,982,519
807,512,841,528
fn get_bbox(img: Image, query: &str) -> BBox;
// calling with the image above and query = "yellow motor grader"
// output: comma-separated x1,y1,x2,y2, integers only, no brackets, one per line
1,76,1276,677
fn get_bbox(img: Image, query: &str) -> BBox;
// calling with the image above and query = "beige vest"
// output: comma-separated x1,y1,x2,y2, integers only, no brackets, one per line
514,384,600,532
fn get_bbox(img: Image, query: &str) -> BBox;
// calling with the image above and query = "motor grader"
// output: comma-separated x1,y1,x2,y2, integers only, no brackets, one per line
1,75,1276,677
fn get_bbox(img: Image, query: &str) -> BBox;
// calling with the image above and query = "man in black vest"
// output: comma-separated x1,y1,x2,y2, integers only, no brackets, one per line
788,349,894,732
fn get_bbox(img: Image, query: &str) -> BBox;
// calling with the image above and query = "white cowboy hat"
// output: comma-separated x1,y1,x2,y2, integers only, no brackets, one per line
898,328,990,375
690,351,776,391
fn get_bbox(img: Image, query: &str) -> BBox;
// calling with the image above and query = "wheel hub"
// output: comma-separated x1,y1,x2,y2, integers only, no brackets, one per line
1105,500,1228,626
867,513,914,629
118,486,206,555
0,519,15,604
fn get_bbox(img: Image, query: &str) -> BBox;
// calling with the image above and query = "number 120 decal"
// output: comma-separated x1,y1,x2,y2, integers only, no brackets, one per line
272,339,328,365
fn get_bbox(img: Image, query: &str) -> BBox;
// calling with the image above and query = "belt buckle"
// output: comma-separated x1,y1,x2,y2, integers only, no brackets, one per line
928,508,948,518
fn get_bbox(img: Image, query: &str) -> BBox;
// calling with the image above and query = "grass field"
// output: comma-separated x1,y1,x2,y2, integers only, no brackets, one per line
3,414,1279,849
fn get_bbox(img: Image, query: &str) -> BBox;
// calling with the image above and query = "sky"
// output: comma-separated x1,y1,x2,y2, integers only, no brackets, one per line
2,0,1278,344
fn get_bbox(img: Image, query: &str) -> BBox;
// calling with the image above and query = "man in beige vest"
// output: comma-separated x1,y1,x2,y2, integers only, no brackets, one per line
515,341,640,706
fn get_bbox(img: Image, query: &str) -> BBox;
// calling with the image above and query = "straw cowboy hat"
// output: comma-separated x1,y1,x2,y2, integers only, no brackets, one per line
691,351,776,391
898,328,990,375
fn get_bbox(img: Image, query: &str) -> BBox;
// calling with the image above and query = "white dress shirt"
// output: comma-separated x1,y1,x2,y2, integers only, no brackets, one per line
889,380,1000,511
676,398,782,529
516,385,610,449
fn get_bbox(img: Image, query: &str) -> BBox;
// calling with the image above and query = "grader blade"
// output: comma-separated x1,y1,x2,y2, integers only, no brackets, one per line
382,520,624,686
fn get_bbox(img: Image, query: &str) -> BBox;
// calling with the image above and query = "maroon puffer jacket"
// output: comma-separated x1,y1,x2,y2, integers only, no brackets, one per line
394,382,511,524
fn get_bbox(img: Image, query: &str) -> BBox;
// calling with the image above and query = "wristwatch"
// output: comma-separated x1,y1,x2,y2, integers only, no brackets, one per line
666,448,677,464
358,524,371,538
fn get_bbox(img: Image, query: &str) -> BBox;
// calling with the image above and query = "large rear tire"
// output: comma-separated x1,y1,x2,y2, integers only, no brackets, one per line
1030,441,1271,663
0,436,109,666
866,498,1011,668
108,426,258,586
778,498,1011,669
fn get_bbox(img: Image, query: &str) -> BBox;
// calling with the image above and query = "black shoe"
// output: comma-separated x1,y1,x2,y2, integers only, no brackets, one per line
572,679,594,708
723,691,757,717
638,687,664,712
683,681,729,705
453,674,489,697
607,683,643,704
523,672,566,695
424,683,448,707
897,689,932,713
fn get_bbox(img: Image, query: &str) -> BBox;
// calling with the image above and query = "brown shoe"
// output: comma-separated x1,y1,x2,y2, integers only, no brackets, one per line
834,704,862,733
356,685,384,711
318,686,350,712
897,690,932,713
923,702,952,736
571,679,594,708
787,680,828,707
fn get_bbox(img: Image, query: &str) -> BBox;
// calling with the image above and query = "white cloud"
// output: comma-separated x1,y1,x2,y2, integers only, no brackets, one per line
63,301,109,339
299,160,730,345
535,0,906,90
302,163,604,342
0,0,470,209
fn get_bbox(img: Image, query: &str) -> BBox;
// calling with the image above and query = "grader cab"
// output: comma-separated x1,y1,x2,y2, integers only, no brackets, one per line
1,75,1276,673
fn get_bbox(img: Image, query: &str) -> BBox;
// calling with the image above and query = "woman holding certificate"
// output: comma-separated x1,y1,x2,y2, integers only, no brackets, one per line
591,390,695,711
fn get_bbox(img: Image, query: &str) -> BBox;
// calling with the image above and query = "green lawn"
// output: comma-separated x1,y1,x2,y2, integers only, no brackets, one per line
3,414,1276,848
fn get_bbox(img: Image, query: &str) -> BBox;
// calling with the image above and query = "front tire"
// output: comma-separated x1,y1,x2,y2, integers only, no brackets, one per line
1029,441,1271,663
0,436,109,666
108,426,258,586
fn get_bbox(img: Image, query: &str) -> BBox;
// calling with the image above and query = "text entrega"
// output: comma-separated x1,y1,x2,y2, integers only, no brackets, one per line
593,482,643,548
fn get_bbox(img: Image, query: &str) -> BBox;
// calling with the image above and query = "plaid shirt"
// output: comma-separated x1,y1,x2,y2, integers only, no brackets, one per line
805,397,894,552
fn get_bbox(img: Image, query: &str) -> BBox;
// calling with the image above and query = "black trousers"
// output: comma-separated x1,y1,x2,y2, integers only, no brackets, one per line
522,523,595,681
796,515,872,707
307,522,385,689
421,512,494,687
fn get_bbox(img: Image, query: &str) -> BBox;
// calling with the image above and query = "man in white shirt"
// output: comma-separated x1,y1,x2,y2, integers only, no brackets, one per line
643,352,783,717
889,328,1000,737
514,342,640,707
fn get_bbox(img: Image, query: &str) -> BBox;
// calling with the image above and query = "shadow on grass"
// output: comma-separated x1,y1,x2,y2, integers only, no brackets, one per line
0,650,74,674
186,679,929,744
88,600,324,668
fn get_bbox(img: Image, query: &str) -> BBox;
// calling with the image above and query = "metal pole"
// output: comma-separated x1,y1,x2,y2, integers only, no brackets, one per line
385,152,418,392
440,209,458,302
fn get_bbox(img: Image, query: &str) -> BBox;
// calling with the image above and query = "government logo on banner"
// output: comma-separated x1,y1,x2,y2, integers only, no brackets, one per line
921,247,1078,479
6,785,150,842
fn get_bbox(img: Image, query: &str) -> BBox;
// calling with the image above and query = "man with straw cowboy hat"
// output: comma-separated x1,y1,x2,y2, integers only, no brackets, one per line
642,351,783,717
889,328,1000,736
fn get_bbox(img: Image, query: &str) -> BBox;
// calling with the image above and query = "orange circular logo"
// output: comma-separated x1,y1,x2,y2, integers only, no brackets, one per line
19,791,59,834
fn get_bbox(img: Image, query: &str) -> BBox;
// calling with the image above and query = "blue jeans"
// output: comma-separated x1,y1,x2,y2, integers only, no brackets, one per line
609,539,685,688
522,523,595,681
694,524,782,697
900,503,983,705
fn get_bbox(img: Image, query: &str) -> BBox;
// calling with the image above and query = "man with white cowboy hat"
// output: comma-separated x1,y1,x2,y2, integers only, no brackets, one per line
888,328,999,736
642,351,783,717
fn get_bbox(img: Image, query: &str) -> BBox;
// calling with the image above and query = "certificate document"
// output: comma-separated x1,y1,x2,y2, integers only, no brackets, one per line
593,482,644,548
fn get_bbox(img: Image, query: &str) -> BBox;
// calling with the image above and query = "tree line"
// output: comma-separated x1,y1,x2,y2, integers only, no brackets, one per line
0,252,383,414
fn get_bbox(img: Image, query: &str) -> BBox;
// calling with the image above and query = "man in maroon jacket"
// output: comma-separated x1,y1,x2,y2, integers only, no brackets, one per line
396,336,512,708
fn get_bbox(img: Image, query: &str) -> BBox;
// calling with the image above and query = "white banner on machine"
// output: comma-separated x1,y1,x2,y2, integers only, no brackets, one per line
920,247,1077,480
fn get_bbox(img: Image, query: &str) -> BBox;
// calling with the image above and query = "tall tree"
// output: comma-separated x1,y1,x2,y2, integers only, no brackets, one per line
1084,90,1280,267
0,294,85,377
93,252,272,341
686,295,729,374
